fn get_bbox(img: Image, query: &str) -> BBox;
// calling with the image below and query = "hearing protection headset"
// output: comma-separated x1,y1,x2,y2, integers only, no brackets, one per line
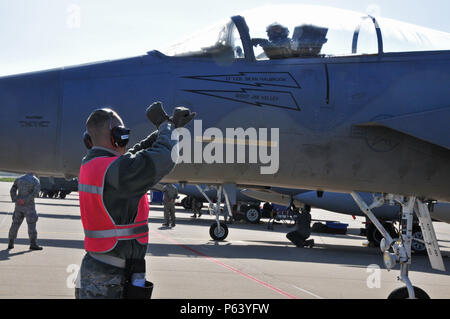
83,109,131,150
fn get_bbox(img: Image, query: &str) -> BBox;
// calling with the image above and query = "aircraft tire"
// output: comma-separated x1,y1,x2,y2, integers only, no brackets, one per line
367,223,397,247
209,222,228,241
387,286,430,299
244,206,261,224
411,226,427,255
181,197,190,210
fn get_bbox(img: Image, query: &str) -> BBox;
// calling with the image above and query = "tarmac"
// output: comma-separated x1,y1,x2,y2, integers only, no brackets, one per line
0,181,449,299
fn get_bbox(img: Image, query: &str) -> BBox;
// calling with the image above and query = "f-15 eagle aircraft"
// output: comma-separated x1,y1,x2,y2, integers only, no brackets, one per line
1,4,449,298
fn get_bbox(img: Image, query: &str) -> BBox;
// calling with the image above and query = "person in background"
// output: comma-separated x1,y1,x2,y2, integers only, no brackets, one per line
162,184,178,227
8,172,42,251
190,197,202,219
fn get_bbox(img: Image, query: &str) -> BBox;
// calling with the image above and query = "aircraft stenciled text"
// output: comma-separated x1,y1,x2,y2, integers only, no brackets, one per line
19,116,50,128
183,71,302,111
185,88,299,111
184,72,301,89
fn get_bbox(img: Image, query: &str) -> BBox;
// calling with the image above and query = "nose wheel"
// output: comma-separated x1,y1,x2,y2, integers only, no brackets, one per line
209,222,229,241
388,286,430,299
195,184,234,241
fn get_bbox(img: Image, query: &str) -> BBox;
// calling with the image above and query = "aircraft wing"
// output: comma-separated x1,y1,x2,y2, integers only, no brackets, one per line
358,107,450,150
150,183,165,192
241,188,305,207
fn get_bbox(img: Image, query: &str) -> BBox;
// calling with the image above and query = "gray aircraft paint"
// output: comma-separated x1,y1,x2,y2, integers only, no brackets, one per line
1,11,450,203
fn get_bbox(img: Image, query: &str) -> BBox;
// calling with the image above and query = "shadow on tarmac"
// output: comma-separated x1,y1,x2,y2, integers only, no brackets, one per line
0,211,80,221
36,202,81,208
148,215,364,239
0,234,447,275
0,248,33,261
0,200,80,208
147,233,450,275
0,238,84,251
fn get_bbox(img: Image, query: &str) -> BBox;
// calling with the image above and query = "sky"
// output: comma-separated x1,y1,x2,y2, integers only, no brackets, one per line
0,0,449,76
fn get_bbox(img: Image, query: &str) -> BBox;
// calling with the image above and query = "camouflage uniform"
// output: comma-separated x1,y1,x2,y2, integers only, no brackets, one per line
190,197,202,218
76,253,125,299
8,173,41,248
162,184,178,226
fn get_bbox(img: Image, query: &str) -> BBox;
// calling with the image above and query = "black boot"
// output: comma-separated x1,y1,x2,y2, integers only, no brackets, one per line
8,239,14,250
305,239,315,248
30,241,43,251
286,231,307,247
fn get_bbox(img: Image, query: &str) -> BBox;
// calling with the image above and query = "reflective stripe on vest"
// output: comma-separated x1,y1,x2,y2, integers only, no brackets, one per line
78,183,103,195
79,156,150,253
84,223,149,239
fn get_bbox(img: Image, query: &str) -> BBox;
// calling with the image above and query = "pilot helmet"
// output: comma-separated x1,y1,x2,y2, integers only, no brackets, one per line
266,22,289,41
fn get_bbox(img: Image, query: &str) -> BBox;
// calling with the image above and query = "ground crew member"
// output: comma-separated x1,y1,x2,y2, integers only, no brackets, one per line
8,173,42,251
286,205,314,248
162,184,178,227
76,103,195,299
190,197,202,218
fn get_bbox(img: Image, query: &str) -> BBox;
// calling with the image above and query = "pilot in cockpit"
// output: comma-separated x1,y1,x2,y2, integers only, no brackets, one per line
252,22,292,50
252,22,329,59
266,22,292,47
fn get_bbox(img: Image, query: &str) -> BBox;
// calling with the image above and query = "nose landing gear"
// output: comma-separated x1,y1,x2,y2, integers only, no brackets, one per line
195,184,233,241
351,192,445,299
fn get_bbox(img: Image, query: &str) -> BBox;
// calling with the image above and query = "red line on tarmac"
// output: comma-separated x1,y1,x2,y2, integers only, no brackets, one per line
152,230,298,299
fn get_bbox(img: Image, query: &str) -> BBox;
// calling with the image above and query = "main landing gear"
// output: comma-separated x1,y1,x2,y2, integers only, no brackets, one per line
351,193,446,299
194,185,233,241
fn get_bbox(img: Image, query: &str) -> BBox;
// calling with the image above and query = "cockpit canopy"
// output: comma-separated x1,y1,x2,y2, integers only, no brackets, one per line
162,4,450,60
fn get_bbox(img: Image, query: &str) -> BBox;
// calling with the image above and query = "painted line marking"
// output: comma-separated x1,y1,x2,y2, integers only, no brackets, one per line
292,285,324,299
152,230,298,299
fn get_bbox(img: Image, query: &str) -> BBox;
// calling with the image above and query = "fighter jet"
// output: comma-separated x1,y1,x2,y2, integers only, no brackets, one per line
1,4,449,298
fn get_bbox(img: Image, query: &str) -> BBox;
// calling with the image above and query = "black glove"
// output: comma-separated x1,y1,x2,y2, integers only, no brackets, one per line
146,102,170,129
252,38,269,47
169,107,196,128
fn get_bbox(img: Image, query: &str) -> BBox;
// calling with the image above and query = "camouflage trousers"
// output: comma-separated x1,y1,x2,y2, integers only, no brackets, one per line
75,253,126,299
163,202,176,224
8,206,38,243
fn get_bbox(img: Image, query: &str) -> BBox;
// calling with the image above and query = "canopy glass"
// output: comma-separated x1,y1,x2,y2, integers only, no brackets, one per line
162,4,450,59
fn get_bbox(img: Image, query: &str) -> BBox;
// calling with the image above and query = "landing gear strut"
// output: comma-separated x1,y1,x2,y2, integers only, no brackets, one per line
351,193,445,299
195,185,233,241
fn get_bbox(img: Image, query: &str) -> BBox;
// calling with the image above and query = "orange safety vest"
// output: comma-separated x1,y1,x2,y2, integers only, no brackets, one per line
79,156,149,253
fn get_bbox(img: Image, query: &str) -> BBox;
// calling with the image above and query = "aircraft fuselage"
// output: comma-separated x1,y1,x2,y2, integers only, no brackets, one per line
1,50,450,201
